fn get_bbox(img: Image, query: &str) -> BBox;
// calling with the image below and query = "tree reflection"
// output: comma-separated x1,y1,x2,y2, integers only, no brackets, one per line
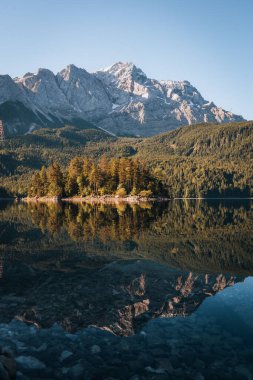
0,199,252,273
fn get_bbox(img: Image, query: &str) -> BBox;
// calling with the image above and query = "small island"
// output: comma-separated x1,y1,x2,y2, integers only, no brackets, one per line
26,156,168,202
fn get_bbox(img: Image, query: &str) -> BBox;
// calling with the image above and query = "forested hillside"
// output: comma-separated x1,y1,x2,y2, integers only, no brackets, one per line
0,121,252,198
137,122,253,197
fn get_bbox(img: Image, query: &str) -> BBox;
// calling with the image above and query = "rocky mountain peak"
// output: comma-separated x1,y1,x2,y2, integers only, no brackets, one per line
102,61,147,81
0,62,245,136
37,68,55,78
98,62,148,91
56,64,111,118
57,64,88,81
160,80,205,106
0,74,28,105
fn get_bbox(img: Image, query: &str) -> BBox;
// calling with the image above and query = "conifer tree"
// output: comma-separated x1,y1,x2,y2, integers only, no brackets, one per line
65,157,82,196
89,163,102,194
28,156,167,198
47,163,64,197
29,172,42,197
109,158,119,192
39,166,48,196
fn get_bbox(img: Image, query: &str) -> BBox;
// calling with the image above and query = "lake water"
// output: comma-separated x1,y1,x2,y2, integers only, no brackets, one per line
0,199,252,379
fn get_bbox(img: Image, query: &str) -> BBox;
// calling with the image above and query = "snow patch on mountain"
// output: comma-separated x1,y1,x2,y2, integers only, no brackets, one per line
0,62,245,137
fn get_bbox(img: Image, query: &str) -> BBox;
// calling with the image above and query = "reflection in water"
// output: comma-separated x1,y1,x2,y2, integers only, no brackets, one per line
0,199,252,334
0,259,239,335
0,199,252,272
0,199,253,378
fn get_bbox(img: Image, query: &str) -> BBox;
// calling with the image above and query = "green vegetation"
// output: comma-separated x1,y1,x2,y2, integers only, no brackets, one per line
29,157,165,197
0,121,252,198
136,121,253,198
0,125,115,196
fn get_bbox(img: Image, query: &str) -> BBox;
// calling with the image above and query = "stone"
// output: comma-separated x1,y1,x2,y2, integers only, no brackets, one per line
0,351,16,380
91,345,101,354
194,373,205,380
145,366,167,374
59,350,73,362
35,343,47,352
16,371,26,380
68,363,84,378
16,356,46,370
0,363,9,380
156,358,173,371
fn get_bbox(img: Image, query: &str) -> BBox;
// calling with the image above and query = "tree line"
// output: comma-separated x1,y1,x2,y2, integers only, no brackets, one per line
28,156,166,198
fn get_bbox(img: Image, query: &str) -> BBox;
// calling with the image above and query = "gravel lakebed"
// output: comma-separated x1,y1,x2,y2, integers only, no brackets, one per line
1,310,253,380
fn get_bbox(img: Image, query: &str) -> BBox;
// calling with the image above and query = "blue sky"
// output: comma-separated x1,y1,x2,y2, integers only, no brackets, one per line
0,0,252,119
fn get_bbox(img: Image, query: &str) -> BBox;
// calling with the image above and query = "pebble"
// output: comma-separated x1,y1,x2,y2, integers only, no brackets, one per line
0,363,9,380
91,344,101,354
59,350,73,362
194,373,205,380
0,352,16,380
35,343,48,352
68,363,84,378
16,356,46,370
145,366,167,374
0,316,252,380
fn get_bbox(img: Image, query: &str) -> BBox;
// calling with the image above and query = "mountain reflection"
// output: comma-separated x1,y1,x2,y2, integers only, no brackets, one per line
0,199,252,335
0,260,239,336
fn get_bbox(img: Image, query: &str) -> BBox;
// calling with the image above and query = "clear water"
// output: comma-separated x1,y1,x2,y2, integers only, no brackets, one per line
0,199,252,378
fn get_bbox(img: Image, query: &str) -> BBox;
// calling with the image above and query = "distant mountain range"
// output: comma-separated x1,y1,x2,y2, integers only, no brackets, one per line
0,62,245,136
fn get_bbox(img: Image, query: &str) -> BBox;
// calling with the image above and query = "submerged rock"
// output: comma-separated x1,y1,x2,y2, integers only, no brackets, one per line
59,350,73,362
0,349,16,380
16,355,46,370
0,260,239,337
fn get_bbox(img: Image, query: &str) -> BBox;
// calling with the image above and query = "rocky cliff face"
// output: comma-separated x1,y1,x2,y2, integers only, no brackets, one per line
0,62,244,136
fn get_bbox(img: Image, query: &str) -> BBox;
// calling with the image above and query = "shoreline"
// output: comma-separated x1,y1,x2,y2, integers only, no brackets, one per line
1,196,252,203
21,195,170,204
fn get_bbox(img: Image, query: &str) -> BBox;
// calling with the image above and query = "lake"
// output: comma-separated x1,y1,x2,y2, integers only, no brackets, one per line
0,199,252,379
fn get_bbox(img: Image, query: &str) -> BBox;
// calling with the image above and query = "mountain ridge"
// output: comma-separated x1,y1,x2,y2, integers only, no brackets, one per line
0,62,245,136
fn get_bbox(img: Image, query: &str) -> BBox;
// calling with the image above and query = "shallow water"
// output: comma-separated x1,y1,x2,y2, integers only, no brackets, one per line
0,199,252,379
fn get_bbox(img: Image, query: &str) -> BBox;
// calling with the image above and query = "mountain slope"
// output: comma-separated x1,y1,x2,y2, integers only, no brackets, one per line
0,121,252,197
95,62,244,136
136,121,253,160
0,62,244,137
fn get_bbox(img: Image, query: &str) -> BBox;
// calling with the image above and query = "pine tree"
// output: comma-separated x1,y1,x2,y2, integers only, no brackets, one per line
89,164,102,195
65,157,82,196
132,159,141,192
29,172,42,197
47,163,64,197
109,158,119,192
39,166,49,196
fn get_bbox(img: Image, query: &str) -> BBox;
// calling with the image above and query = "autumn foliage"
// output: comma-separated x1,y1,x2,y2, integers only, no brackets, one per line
29,156,166,198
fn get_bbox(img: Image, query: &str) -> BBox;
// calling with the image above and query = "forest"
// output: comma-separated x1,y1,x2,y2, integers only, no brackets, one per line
28,157,166,198
0,121,252,198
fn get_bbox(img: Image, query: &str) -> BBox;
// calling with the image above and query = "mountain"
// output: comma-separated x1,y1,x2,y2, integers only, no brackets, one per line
0,62,244,137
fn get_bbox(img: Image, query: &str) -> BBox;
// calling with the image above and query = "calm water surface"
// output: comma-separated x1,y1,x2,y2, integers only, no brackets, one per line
0,199,252,379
